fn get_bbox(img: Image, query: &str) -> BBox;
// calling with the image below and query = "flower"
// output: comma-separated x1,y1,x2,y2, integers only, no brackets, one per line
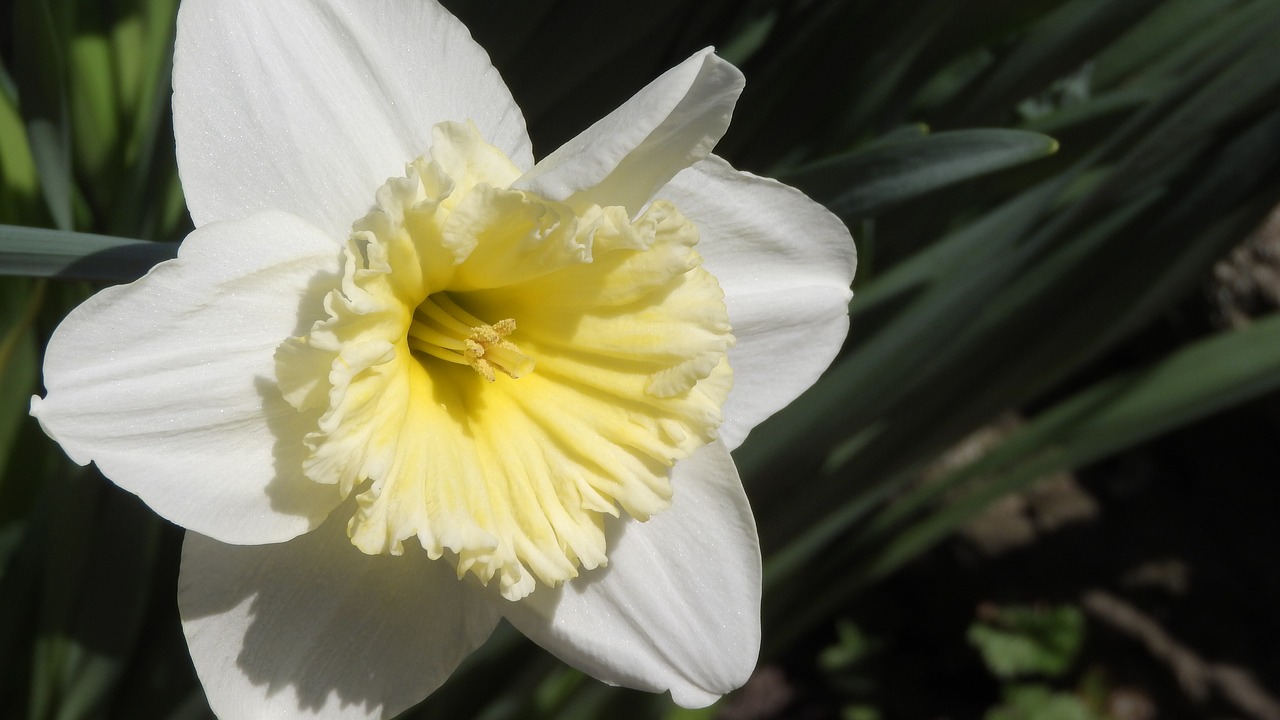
30,0,856,718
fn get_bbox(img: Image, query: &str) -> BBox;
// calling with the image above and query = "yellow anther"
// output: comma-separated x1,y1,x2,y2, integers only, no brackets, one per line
463,318,534,381
409,295,534,381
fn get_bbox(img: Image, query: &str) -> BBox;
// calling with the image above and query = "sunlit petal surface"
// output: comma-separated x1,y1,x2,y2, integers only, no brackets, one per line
173,0,532,238
516,49,744,214
32,212,345,543
661,156,857,448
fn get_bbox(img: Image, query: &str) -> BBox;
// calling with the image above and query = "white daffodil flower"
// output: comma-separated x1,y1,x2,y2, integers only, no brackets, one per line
31,0,856,718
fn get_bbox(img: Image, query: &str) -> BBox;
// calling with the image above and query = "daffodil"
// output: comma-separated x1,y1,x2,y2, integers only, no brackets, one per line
31,0,856,717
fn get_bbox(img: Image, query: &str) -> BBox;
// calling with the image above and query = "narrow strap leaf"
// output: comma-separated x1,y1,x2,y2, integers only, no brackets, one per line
0,224,177,283
778,129,1059,218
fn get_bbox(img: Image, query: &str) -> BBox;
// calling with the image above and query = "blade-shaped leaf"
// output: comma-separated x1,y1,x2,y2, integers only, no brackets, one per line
13,0,75,231
0,225,175,282
865,310,1280,580
779,129,1058,218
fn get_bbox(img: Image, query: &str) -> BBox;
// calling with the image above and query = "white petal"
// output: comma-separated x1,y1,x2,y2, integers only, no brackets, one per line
500,442,760,708
173,0,532,238
180,513,500,720
31,212,344,544
515,49,744,215
660,156,857,449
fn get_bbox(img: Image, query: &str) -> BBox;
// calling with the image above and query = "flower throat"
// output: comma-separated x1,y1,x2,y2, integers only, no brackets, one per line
409,292,533,382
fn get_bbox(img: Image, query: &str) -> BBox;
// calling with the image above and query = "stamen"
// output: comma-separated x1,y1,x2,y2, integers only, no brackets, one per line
410,295,534,381
432,293,488,328
415,295,474,336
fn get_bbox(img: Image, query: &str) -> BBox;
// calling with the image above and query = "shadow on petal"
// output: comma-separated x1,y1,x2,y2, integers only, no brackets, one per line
256,265,346,521
179,510,501,719
256,375,341,520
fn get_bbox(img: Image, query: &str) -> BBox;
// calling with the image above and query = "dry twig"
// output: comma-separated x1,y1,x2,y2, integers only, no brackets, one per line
1081,590,1280,720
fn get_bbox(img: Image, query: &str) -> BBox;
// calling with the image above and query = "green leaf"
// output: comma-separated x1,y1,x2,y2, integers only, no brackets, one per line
0,278,43,480
984,684,1097,720
868,311,1280,580
0,224,175,281
956,0,1162,124
0,69,41,225
819,619,876,672
1089,0,1238,88
1091,6,1280,196
13,0,75,231
774,99,1280,575
1095,0,1277,91
67,27,120,192
744,178,1069,550
26,474,161,720
1020,85,1165,135
779,129,1058,218
95,0,182,237
968,605,1085,679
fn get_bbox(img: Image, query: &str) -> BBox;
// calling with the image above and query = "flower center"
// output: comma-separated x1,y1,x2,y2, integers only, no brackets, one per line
275,120,734,600
409,293,534,381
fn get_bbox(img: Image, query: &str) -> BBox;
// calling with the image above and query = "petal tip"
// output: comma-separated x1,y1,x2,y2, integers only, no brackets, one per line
670,684,725,709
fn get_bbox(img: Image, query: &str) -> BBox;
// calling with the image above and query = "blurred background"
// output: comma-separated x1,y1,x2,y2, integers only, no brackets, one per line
2,0,1279,718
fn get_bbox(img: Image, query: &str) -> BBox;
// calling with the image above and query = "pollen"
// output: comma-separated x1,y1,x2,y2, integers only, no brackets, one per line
274,120,734,600
409,293,533,381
